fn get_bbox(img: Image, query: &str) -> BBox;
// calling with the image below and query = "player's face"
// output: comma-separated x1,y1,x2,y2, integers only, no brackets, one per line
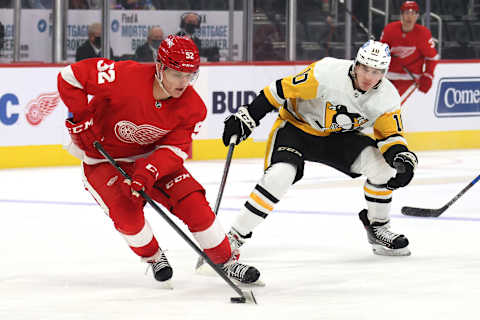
162,69,197,98
354,64,385,91
400,10,419,32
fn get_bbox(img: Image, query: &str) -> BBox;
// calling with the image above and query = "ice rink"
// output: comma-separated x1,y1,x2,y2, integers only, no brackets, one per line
1,149,480,320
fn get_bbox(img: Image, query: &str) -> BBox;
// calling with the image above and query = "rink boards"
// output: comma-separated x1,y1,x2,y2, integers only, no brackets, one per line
1,60,479,168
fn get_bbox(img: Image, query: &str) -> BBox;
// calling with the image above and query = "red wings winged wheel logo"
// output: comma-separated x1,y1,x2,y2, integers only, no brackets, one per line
25,92,60,126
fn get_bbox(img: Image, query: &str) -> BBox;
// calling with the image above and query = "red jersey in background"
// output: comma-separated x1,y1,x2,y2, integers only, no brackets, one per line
381,21,439,80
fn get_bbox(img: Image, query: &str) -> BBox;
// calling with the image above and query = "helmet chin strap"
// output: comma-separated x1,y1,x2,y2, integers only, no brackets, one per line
155,63,172,98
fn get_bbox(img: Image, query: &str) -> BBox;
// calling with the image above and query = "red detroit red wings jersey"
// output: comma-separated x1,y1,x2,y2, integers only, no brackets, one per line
58,58,206,164
380,21,438,79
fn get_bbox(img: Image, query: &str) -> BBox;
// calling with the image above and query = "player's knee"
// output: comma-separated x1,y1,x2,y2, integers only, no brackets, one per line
270,146,304,183
261,162,297,199
109,204,145,235
352,146,395,184
174,191,215,232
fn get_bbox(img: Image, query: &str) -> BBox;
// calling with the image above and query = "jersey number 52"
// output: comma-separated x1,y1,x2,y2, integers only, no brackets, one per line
97,60,116,84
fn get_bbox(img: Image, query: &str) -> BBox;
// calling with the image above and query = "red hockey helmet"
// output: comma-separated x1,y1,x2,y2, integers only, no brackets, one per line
157,35,200,73
400,1,419,12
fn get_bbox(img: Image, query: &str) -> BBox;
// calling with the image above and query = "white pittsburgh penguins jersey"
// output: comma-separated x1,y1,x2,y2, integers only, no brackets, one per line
263,57,407,154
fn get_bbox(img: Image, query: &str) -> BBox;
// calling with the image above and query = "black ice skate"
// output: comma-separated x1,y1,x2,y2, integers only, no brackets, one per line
359,209,411,256
221,257,260,284
143,249,173,283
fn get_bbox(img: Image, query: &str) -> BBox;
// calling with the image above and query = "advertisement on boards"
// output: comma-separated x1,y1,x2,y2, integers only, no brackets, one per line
434,77,480,117
0,67,68,146
0,9,243,63
194,64,308,141
400,62,480,132
1,61,480,148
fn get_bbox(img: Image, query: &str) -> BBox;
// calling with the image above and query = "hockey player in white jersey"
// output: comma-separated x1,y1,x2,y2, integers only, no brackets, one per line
222,40,417,256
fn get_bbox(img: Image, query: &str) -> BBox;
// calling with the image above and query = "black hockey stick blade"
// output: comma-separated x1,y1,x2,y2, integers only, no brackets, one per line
401,206,446,217
401,174,480,217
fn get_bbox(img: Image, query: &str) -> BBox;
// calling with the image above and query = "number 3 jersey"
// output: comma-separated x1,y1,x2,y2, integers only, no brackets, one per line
57,58,206,165
263,57,409,155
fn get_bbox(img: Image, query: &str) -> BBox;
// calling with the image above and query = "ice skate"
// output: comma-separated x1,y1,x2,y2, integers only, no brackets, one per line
221,256,261,285
143,249,173,288
359,209,411,256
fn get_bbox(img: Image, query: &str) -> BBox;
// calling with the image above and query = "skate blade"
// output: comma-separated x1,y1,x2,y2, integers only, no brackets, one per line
195,261,213,276
195,263,266,287
232,278,266,287
157,279,174,290
372,245,411,256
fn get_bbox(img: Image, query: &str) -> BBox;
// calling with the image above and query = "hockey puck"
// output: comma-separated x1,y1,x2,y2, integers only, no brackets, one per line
230,296,246,303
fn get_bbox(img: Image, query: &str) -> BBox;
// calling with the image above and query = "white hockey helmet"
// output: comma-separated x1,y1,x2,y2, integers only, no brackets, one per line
355,40,391,71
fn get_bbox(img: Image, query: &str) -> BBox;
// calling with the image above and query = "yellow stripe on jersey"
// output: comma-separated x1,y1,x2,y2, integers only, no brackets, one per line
263,63,319,109
264,118,286,169
280,64,319,100
373,110,404,140
279,108,332,136
374,110,409,154
377,136,408,154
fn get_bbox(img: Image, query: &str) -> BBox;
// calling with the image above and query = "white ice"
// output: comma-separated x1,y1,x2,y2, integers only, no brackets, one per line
1,149,480,320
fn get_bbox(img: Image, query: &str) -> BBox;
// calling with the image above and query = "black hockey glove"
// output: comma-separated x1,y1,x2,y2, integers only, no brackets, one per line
222,106,258,146
387,151,418,190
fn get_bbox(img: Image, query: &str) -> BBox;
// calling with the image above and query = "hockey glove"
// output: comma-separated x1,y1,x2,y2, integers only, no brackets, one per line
65,116,100,157
122,159,159,199
387,151,418,190
418,73,433,93
222,106,257,146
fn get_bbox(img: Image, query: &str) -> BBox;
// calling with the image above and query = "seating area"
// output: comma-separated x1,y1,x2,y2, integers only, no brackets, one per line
375,0,479,59
262,0,480,61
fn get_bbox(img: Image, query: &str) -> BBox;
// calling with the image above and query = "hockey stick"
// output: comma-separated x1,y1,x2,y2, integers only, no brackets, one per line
93,141,256,304
401,174,480,217
401,65,417,82
339,0,375,40
195,135,237,270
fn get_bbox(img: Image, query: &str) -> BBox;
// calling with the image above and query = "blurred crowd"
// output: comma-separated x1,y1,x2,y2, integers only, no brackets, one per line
0,0,229,10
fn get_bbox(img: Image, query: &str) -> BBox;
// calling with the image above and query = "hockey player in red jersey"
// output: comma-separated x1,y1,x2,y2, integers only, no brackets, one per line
380,1,439,105
57,35,260,285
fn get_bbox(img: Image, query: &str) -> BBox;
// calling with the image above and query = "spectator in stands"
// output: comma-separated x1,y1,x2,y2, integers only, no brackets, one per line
134,26,164,62
69,0,102,9
0,21,4,51
113,0,153,9
70,0,89,9
252,3,284,61
380,1,439,105
22,0,52,8
76,23,115,61
253,23,282,61
150,0,189,9
176,12,220,62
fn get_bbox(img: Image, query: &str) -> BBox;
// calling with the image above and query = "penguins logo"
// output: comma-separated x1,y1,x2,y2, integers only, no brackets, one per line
328,104,367,131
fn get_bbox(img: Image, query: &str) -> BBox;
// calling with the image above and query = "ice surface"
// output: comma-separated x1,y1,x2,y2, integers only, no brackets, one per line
1,150,480,319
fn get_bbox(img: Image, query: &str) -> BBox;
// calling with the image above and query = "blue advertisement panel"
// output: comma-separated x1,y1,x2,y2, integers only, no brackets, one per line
435,77,480,117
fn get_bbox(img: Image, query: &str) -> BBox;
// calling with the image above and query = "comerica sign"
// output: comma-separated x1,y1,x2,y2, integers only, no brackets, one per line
435,77,480,117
